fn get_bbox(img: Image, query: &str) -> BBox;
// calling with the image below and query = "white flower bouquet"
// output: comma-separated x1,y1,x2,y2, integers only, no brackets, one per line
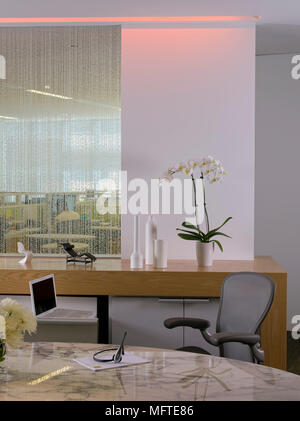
0,298,37,351
160,156,232,252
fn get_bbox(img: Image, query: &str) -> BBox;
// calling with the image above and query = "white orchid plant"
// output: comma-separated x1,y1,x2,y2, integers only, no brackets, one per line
159,156,232,252
0,298,37,357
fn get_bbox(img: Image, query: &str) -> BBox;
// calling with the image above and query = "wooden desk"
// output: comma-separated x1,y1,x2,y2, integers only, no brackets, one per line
0,256,287,370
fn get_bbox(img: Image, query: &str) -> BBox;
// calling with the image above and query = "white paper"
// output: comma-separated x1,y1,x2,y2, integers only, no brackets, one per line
73,352,150,371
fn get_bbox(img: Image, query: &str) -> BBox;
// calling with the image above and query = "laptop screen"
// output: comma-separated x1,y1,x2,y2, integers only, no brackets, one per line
31,276,56,315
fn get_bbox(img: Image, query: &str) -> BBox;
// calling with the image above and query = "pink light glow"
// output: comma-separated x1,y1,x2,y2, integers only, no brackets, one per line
0,16,259,24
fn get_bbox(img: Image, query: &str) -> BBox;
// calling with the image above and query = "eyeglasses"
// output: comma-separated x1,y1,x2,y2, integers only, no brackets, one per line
93,331,127,363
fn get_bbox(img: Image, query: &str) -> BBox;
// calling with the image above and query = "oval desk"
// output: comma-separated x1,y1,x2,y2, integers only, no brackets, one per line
0,342,298,401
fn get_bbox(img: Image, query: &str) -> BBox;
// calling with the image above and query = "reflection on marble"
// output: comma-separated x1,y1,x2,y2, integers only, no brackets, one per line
0,342,299,401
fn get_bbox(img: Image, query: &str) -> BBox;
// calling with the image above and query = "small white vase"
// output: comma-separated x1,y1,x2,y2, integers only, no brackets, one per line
196,242,213,266
153,239,168,268
145,215,157,265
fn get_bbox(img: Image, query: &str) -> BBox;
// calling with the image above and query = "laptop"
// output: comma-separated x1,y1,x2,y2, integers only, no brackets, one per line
29,274,96,321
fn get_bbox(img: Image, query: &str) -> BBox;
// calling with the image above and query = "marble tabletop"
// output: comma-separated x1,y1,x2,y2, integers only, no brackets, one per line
0,342,299,401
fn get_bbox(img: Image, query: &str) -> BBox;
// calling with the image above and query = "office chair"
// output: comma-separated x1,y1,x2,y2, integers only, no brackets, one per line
164,272,275,364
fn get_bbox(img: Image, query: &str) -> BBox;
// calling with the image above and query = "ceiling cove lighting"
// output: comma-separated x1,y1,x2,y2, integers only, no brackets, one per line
0,16,259,24
0,115,17,120
26,89,72,100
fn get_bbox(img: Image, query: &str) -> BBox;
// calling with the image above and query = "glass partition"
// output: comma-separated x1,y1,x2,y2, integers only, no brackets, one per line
0,25,121,255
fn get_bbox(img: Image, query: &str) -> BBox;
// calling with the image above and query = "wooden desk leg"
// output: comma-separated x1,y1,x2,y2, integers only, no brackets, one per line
261,273,287,370
97,296,109,344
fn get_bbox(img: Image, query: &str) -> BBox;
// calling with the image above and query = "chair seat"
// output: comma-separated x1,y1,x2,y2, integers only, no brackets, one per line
176,346,211,355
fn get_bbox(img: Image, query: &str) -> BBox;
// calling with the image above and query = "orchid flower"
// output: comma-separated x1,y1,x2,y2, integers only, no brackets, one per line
159,156,232,252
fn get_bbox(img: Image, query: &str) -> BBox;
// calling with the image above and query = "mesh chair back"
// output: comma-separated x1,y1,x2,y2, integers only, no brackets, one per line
216,272,275,362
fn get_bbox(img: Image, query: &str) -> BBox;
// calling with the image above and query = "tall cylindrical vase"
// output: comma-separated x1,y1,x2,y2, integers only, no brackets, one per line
145,215,157,265
130,214,144,269
196,242,213,266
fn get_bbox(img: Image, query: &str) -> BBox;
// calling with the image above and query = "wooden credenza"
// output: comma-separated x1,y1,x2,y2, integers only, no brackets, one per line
0,256,287,370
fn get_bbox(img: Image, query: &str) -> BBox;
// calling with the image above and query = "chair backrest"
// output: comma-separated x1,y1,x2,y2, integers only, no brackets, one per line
216,272,275,362
61,243,79,258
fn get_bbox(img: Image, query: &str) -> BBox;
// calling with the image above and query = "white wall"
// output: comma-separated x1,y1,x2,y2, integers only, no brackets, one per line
121,26,255,260
256,54,300,330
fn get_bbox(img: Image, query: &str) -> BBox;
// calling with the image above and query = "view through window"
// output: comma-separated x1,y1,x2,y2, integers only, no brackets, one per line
0,26,121,256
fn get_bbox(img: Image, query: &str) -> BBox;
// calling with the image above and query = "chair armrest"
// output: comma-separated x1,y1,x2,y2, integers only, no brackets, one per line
204,332,260,347
164,317,210,330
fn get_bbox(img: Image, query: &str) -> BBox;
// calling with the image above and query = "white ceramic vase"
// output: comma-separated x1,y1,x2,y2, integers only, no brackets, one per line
145,215,157,265
196,242,213,266
130,214,144,269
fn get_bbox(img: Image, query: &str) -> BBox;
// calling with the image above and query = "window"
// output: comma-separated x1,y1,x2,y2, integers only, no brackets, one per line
0,26,121,256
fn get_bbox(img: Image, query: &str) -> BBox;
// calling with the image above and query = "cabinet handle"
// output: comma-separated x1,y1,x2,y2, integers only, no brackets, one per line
158,299,184,303
158,298,211,303
183,299,210,303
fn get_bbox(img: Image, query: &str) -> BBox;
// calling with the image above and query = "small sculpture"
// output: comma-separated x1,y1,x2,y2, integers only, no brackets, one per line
61,243,96,264
17,242,33,264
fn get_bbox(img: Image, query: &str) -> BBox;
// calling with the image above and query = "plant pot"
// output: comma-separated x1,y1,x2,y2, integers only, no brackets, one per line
196,242,213,266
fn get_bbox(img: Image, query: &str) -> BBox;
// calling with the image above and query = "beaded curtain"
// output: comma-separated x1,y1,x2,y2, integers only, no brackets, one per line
0,25,121,256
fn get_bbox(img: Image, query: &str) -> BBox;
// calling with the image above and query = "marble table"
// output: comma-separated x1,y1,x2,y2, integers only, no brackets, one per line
0,342,299,401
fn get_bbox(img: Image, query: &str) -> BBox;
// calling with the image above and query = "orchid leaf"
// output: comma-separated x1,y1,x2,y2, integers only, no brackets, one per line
181,222,205,236
176,228,204,239
177,233,201,241
182,222,199,230
207,217,232,236
204,231,231,241
211,239,223,252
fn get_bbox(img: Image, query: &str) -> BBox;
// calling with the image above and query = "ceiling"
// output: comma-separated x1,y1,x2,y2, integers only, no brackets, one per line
0,0,300,55
0,26,121,119
256,24,300,56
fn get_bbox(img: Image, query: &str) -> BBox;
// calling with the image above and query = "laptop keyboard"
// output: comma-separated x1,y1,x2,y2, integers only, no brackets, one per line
38,308,95,319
